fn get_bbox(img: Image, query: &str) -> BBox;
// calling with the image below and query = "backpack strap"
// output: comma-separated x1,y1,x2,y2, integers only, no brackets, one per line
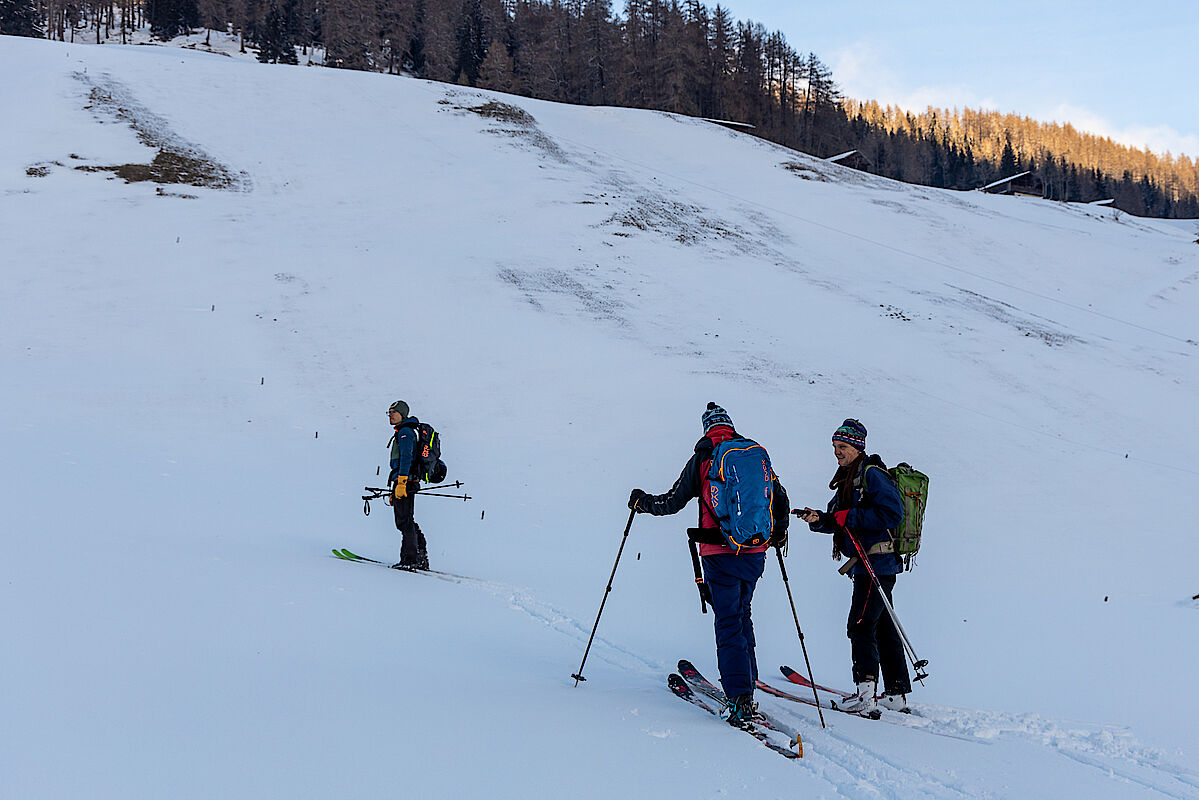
855,460,899,549
836,540,895,575
685,531,715,613
687,527,727,546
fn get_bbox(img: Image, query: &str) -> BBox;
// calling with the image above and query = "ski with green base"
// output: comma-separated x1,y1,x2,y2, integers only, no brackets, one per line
332,549,472,582
334,548,385,564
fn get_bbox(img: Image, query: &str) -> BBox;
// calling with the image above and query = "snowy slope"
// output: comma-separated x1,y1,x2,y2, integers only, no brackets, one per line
3,34,1199,799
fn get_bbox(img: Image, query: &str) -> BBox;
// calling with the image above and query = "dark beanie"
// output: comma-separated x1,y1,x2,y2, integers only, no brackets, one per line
701,402,734,432
388,400,410,417
832,418,867,451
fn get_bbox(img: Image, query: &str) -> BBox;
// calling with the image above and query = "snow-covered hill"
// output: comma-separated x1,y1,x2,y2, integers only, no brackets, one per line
3,34,1198,799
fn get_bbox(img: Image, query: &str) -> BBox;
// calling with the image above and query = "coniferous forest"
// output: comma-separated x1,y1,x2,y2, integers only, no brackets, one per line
5,0,1197,217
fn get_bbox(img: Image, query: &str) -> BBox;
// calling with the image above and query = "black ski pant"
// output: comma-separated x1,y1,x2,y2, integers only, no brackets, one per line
847,573,911,694
392,492,427,565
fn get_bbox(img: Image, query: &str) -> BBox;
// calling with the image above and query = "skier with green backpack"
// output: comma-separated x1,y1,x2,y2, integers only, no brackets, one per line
796,418,928,718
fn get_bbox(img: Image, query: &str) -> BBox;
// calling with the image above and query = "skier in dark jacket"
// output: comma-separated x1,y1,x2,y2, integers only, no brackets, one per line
798,418,911,716
386,399,429,570
628,403,788,728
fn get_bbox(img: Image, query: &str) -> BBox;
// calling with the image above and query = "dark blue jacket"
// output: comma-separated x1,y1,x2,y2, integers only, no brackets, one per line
388,417,421,483
809,454,904,577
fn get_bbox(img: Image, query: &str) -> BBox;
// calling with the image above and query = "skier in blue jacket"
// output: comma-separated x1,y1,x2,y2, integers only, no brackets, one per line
799,419,911,717
386,400,428,570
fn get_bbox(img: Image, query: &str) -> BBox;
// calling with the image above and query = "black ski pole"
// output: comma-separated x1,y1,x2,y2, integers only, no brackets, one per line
364,485,471,502
366,482,465,493
775,547,826,728
572,507,637,686
419,481,465,492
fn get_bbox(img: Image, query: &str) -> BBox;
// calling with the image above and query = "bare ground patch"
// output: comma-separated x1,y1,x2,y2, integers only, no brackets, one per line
440,93,568,163
945,286,1083,347
599,193,749,247
68,73,250,192
497,266,628,327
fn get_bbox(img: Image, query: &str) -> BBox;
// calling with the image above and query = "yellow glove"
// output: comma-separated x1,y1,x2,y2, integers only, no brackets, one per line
393,476,409,500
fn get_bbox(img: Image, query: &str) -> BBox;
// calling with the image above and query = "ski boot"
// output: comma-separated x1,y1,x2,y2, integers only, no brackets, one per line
878,691,911,714
724,693,759,729
837,678,880,719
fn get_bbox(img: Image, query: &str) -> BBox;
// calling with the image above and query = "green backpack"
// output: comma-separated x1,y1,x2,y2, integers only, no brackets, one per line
887,463,929,569
860,460,929,570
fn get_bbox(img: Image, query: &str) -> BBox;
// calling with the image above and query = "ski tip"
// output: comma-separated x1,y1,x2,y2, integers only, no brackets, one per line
678,659,695,672
780,665,796,677
667,673,691,694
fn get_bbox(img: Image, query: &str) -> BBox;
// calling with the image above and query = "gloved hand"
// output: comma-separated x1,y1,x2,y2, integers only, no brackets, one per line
770,526,788,549
393,476,409,500
795,508,838,528
408,481,420,495
793,507,820,523
628,489,648,512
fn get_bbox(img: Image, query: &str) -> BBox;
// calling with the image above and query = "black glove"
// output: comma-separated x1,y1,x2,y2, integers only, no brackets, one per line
771,526,788,549
409,481,420,494
628,489,648,512
796,508,836,528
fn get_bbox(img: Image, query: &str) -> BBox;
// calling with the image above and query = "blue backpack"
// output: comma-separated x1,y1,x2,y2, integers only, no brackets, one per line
706,438,776,552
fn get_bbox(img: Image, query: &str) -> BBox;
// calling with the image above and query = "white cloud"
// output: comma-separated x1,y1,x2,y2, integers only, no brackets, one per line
831,42,999,114
1046,104,1199,160
830,42,1199,160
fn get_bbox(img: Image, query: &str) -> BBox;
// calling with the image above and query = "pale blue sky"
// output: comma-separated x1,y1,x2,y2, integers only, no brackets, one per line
721,0,1198,159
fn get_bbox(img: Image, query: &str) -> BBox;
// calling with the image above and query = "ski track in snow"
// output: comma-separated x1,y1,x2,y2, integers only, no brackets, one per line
353,556,667,676
355,551,1196,799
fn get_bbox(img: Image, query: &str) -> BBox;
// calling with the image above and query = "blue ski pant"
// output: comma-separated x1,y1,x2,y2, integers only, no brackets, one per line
702,552,766,699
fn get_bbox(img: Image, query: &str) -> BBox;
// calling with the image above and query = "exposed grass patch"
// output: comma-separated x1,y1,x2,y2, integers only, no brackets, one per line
74,78,248,192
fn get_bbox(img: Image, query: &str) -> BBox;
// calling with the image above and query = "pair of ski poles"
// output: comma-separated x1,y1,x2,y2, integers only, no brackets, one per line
361,482,471,515
570,508,828,728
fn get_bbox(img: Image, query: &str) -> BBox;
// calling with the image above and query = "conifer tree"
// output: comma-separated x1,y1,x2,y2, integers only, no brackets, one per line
148,0,201,40
405,0,428,75
454,0,489,86
999,134,1019,177
254,0,298,63
0,0,43,36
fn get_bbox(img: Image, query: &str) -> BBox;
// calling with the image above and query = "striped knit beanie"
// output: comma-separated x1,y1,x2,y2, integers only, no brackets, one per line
701,402,734,432
832,418,867,451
